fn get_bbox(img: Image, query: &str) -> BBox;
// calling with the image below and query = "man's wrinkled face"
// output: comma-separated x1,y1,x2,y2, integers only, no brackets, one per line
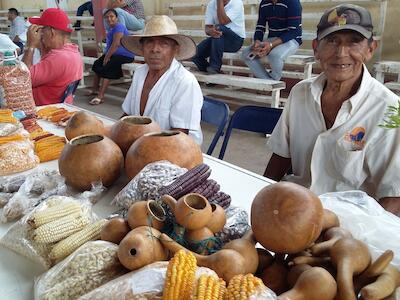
40,26,53,49
141,37,179,72
313,30,376,83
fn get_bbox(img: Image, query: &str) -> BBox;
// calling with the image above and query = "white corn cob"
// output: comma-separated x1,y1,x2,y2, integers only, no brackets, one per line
33,212,90,243
49,219,107,262
28,201,82,228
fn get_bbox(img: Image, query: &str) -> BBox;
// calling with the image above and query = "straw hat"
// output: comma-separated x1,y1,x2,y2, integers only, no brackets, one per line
121,15,196,61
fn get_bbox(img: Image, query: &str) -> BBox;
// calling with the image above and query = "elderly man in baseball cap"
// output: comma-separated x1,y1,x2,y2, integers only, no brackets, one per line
22,8,83,106
264,4,400,216
120,15,203,145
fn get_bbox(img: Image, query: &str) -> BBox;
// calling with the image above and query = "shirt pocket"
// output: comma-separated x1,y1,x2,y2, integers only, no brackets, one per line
330,141,366,188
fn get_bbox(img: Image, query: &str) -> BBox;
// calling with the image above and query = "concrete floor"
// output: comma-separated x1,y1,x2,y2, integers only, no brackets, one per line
73,81,273,176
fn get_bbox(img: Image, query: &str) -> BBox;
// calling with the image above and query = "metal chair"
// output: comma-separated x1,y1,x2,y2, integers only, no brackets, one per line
201,96,230,155
218,105,283,160
60,79,81,103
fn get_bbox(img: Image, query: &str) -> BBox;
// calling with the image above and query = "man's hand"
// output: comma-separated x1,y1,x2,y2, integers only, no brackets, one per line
257,42,273,57
205,25,222,38
379,197,400,217
26,24,42,49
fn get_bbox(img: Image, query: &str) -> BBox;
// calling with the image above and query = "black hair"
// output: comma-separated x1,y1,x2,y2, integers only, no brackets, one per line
8,8,19,16
103,8,118,18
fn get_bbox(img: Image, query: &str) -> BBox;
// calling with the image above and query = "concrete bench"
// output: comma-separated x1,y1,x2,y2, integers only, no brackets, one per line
374,61,400,93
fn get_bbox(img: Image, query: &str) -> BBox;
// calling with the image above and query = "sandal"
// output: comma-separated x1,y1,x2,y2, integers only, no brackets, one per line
89,97,104,105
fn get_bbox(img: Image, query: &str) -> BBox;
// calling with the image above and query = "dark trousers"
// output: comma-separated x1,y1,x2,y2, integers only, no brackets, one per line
192,24,244,72
77,1,93,16
14,41,23,53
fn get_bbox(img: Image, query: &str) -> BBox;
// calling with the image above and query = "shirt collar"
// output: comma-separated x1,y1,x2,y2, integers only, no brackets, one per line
310,64,373,113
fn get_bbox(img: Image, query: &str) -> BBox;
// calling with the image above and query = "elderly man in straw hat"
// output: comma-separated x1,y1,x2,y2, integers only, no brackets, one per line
121,15,203,144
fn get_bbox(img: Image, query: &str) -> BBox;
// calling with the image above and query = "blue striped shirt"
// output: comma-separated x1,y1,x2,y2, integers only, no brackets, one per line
254,0,302,45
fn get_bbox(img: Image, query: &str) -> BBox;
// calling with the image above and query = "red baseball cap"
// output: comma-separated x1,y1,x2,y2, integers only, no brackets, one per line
29,8,73,33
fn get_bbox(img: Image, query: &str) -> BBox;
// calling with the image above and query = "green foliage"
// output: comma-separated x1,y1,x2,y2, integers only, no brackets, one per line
379,100,400,129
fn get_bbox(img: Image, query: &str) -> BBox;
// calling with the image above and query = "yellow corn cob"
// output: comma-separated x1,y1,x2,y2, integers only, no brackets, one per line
225,274,264,300
28,201,82,228
33,212,90,243
193,275,226,300
163,249,197,300
49,219,107,262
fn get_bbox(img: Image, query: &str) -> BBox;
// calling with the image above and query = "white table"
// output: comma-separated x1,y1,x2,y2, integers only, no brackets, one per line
0,105,274,300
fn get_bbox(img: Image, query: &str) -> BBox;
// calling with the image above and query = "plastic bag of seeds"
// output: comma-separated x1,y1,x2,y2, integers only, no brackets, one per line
0,139,39,176
0,195,97,268
34,241,127,300
0,50,36,116
1,170,66,222
112,161,187,209
216,206,251,244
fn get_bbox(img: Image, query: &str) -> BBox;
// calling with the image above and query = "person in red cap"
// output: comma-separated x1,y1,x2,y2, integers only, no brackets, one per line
21,8,83,106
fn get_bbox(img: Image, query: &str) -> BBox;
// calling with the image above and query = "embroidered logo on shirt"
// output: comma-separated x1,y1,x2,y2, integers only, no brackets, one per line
344,126,366,150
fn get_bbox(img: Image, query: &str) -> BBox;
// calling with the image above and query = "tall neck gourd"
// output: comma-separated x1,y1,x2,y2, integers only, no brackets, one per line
330,237,371,300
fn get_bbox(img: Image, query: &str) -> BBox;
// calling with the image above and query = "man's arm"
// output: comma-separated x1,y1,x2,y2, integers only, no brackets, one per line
379,197,400,217
216,0,231,25
22,25,42,68
263,153,291,182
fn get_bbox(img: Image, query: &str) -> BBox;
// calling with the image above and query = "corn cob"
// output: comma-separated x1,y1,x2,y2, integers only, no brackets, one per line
193,275,226,300
208,192,231,209
28,201,82,228
33,212,90,243
49,219,107,262
163,249,197,300
225,274,264,300
160,164,211,198
191,179,221,199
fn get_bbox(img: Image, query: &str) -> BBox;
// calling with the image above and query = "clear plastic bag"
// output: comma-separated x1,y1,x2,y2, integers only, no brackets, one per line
112,161,187,209
319,190,400,269
1,170,66,222
0,172,27,192
0,51,36,116
34,241,126,300
0,121,22,136
0,195,97,268
0,191,13,207
0,139,39,176
78,261,218,300
216,205,251,244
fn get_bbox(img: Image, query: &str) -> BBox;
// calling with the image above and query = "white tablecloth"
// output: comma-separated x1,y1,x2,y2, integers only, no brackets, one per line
0,104,274,299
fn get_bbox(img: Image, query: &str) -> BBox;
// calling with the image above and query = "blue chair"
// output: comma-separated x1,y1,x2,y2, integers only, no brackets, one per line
218,105,283,160
201,96,230,155
60,79,81,103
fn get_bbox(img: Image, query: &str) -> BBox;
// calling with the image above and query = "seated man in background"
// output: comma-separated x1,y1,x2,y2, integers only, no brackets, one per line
264,4,400,216
242,0,302,80
8,8,28,53
107,0,145,32
192,0,245,74
121,15,203,144
22,8,83,105
73,1,93,29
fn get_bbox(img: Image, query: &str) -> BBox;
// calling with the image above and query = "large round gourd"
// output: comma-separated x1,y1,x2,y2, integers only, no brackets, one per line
59,134,123,191
251,182,324,254
65,111,105,141
125,131,203,180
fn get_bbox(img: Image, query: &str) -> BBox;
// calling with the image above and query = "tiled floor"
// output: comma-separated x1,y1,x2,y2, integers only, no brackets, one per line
73,81,273,175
